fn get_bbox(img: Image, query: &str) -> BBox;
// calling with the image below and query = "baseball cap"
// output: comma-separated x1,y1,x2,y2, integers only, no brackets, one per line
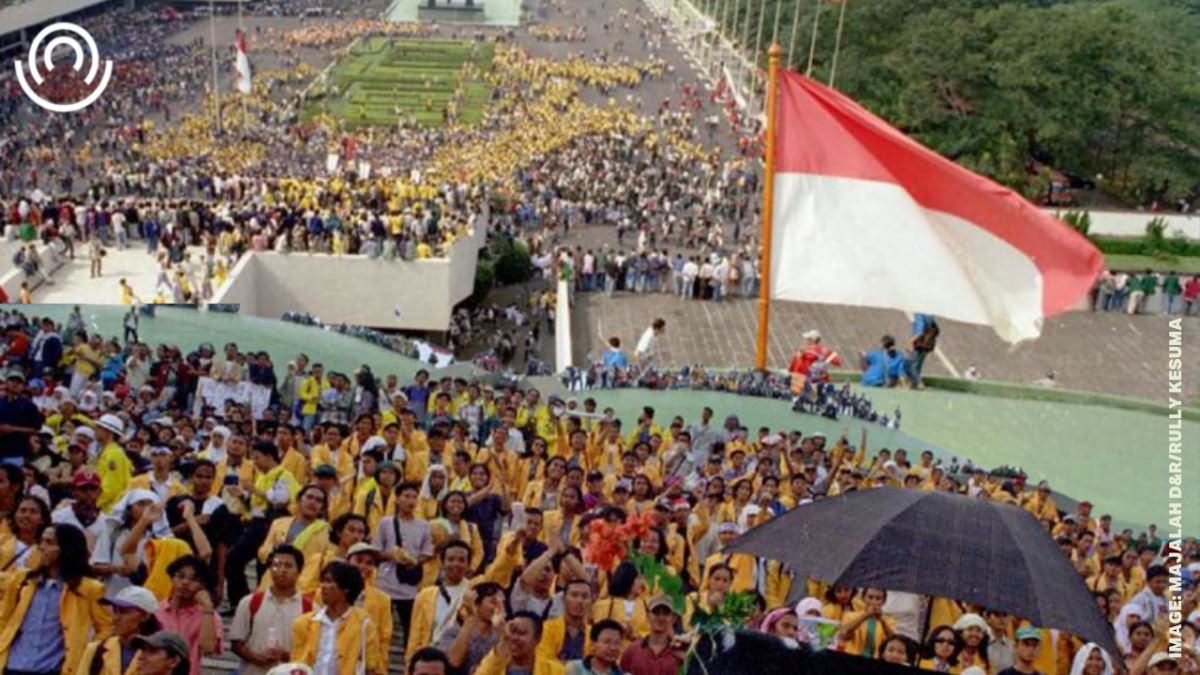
647,594,676,613
132,631,189,660
1148,653,1179,669
5,369,25,382
73,469,101,487
1015,626,1042,642
102,586,159,614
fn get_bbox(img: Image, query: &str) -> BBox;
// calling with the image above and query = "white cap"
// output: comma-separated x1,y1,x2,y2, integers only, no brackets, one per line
266,665,314,675
103,586,159,614
97,414,125,436
1148,654,1179,669
802,329,821,341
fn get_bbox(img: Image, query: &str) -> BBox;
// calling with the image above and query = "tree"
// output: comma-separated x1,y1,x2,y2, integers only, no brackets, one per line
755,0,1199,205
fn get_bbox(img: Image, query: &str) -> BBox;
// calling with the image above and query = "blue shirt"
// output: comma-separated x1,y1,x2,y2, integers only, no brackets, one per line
8,578,66,673
861,349,905,386
603,349,629,370
912,313,934,337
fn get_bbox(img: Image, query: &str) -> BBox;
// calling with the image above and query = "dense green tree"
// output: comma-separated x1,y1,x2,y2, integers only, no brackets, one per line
714,0,1199,205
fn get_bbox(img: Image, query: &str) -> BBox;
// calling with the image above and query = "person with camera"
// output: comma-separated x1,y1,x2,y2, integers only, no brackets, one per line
373,480,433,640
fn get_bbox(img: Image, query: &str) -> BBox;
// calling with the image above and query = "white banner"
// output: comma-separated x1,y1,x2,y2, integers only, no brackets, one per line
194,377,272,419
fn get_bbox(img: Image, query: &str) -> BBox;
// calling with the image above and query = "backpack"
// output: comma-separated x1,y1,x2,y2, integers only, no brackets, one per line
249,589,313,627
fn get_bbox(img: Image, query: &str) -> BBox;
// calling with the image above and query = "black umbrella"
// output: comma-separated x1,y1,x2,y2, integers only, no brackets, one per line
730,487,1119,658
685,628,936,675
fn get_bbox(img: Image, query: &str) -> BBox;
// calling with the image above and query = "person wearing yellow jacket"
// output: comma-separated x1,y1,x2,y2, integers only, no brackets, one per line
258,486,332,593
406,535,522,663
0,523,113,675
476,612,565,675
538,580,593,663
77,586,161,675
291,561,383,675
345,544,394,673
95,415,132,513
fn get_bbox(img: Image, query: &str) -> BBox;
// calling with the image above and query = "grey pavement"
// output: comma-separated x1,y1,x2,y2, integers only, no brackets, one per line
571,290,1200,402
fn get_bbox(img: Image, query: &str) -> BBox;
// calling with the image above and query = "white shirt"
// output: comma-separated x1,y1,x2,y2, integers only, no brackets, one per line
313,609,345,675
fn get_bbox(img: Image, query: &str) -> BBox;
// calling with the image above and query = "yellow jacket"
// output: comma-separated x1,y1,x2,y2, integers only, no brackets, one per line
299,376,326,416
144,538,195,601
591,597,650,638
97,442,133,513
310,444,355,484
476,650,564,675
0,572,112,675
291,606,383,675
76,637,139,675
128,474,185,500
258,517,334,579
537,617,591,664
405,546,522,663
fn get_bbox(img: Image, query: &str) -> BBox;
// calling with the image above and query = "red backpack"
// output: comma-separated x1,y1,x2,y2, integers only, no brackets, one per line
249,590,314,626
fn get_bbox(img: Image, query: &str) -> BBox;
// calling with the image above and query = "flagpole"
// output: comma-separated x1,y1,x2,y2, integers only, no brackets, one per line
209,0,220,136
786,0,802,68
239,0,247,134
828,0,847,88
756,43,782,372
751,0,768,115
805,0,823,76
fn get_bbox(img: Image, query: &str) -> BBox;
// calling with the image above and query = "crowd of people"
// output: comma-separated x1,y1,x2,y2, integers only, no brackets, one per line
0,308,1192,675
1091,270,1200,316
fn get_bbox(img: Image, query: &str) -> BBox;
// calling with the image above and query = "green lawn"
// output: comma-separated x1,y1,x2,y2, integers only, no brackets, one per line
39,307,1197,536
302,38,495,129
1105,254,1200,273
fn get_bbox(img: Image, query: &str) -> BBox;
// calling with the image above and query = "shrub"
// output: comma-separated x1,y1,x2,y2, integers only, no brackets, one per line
1059,210,1091,236
473,260,496,300
494,241,534,286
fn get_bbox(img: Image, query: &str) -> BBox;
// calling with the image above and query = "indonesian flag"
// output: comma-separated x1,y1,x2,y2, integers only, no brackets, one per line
235,29,252,94
769,72,1103,343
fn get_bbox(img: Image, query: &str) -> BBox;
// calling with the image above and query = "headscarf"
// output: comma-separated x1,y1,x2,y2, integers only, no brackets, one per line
761,607,794,636
953,613,995,641
795,597,835,649
1113,604,1143,653
200,425,231,463
1069,643,1115,675
421,464,448,502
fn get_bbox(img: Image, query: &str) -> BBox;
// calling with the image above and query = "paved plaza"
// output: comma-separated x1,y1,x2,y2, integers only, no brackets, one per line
572,291,1200,402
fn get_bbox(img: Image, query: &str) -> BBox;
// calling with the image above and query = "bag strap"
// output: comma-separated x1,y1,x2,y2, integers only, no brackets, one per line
89,637,112,675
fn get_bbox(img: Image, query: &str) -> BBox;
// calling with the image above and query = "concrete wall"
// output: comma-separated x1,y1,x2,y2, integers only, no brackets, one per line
555,278,571,372
211,209,487,331
1045,209,1200,240
0,236,66,301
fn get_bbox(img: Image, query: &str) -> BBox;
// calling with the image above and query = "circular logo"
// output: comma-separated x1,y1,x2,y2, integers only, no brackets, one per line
15,22,113,113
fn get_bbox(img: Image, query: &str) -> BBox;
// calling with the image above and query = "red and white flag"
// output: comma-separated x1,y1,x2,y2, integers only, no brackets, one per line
769,72,1103,343
235,29,252,95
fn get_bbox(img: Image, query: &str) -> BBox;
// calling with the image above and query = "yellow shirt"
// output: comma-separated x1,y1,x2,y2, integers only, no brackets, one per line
97,442,133,513
839,611,897,658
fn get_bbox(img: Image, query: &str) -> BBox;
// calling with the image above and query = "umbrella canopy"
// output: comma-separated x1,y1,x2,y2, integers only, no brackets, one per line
730,487,1119,658
685,628,929,675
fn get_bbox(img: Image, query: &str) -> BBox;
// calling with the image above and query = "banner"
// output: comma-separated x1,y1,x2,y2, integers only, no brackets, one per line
194,377,272,419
